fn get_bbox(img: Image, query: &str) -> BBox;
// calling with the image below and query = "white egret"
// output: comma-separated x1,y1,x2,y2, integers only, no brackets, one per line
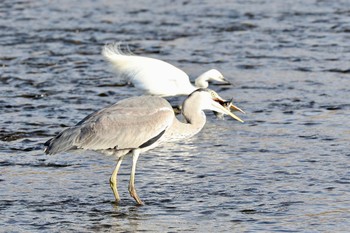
44,89,244,205
102,44,231,97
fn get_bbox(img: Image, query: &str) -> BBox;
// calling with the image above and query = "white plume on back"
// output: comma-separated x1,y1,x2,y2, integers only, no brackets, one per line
102,43,196,96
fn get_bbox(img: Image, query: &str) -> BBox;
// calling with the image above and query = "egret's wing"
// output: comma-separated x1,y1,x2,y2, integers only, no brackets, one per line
103,44,194,96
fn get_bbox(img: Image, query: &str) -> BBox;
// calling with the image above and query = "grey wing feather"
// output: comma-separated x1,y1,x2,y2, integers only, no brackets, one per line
44,126,80,154
75,107,173,150
45,96,174,154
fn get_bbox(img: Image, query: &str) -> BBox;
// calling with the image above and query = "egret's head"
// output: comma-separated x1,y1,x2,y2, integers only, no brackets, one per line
195,69,231,88
187,89,244,123
206,69,227,82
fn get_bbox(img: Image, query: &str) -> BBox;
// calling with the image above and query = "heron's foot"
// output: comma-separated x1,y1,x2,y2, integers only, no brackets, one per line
110,178,121,203
128,185,144,205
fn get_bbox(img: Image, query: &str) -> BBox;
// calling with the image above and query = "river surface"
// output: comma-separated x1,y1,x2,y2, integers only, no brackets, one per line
1,0,350,232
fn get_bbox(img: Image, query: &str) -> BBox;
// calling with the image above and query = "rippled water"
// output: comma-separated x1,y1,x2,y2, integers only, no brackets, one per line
1,0,350,232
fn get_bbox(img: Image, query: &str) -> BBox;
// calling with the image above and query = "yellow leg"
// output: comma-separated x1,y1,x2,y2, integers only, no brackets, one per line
110,156,123,203
128,150,144,205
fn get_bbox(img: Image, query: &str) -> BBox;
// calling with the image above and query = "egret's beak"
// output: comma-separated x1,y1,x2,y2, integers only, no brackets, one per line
222,78,231,85
215,78,231,86
212,98,244,123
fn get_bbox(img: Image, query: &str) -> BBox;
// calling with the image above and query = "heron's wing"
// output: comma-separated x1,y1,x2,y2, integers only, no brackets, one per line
74,105,174,151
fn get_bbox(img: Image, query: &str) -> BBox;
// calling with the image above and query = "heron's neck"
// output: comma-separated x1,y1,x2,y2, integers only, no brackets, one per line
194,73,209,88
165,98,206,142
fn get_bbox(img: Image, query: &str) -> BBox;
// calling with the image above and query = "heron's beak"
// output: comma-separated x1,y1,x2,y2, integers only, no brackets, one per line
225,99,245,114
212,98,244,123
230,104,245,114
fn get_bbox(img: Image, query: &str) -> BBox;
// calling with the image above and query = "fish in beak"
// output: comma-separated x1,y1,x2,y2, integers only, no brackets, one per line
212,96,244,123
221,98,245,114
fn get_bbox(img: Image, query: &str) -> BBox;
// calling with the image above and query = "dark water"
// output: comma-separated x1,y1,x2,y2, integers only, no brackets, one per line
1,0,350,232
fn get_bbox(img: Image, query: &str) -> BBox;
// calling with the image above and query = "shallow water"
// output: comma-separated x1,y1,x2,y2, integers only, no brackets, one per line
1,0,350,232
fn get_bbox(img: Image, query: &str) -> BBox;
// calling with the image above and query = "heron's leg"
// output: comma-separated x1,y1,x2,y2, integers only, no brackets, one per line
128,150,144,205
110,156,123,203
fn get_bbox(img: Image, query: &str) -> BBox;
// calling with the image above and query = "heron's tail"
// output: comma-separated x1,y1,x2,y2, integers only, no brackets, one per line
44,127,80,155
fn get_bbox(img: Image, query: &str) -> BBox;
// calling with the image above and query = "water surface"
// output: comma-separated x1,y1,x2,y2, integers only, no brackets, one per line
1,0,350,232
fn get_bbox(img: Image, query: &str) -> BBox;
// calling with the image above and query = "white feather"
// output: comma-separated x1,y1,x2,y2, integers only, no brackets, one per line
102,43,229,97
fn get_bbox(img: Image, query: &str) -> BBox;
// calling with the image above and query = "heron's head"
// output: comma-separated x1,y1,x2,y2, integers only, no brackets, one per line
188,89,244,123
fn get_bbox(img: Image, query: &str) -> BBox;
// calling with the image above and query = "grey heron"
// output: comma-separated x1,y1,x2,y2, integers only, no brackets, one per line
102,44,230,97
44,89,244,205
